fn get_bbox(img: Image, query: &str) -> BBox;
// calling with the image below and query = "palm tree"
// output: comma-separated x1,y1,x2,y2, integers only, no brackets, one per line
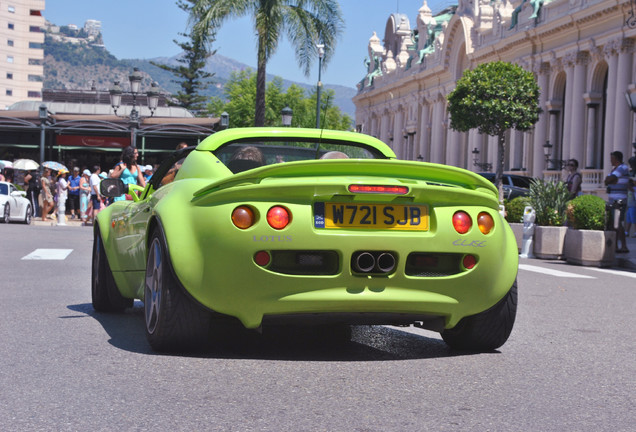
191,0,344,127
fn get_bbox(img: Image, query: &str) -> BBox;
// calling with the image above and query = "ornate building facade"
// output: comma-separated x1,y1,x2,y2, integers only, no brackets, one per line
353,0,636,194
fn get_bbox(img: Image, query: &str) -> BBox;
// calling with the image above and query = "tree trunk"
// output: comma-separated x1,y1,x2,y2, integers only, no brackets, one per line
255,38,267,127
496,131,506,203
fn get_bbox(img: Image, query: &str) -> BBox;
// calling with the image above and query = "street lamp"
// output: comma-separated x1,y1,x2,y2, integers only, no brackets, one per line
472,147,492,172
315,43,325,129
109,68,160,120
543,140,565,170
128,67,143,123
146,82,160,117
281,106,293,127
220,112,229,129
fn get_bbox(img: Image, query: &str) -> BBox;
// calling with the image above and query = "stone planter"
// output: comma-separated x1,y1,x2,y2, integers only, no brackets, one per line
533,225,568,259
509,223,523,253
563,228,616,267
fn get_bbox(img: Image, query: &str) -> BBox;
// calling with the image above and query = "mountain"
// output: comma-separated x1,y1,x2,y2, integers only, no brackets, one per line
43,34,357,117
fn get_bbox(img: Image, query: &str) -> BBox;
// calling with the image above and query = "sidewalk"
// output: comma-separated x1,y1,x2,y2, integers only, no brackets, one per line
31,215,636,271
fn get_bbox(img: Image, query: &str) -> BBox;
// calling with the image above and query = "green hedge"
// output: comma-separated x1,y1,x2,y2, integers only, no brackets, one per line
566,194,606,230
505,196,531,223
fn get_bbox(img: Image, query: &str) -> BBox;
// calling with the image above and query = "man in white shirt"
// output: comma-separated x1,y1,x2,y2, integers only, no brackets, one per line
604,151,630,253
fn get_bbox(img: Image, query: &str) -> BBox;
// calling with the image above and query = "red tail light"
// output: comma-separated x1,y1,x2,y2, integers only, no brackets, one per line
267,206,290,229
463,255,477,269
348,185,409,194
452,211,472,234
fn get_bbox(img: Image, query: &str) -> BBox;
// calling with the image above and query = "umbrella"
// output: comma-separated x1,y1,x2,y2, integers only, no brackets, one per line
42,161,68,172
0,160,12,170
12,159,39,171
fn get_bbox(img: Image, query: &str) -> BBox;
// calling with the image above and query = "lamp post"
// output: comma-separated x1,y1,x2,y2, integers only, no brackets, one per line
220,112,229,130
543,140,566,170
281,106,293,127
109,69,164,148
472,147,492,172
315,43,324,129
38,103,48,166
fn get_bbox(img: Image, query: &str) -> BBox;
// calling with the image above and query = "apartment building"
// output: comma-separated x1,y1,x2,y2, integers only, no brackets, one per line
0,0,45,110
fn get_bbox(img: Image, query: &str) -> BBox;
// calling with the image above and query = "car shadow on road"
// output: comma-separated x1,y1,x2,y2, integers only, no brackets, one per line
67,302,493,361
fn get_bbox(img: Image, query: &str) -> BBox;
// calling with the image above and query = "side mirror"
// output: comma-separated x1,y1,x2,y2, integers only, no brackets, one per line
100,178,127,197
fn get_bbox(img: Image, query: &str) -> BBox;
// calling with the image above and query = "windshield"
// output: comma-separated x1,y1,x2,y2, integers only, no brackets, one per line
214,139,386,173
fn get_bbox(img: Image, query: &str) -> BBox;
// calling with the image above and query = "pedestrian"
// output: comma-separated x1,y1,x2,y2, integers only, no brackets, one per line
89,165,102,225
79,169,91,224
39,168,54,221
143,165,153,181
625,178,636,238
56,169,69,222
23,169,40,217
67,167,81,220
565,159,582,200
109,146,145,201
604,151,630,253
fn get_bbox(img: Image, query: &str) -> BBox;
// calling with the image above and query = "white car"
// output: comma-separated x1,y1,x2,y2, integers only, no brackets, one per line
0,181,32,224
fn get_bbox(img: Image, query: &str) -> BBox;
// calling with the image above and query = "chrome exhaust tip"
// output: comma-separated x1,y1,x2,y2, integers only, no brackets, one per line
376,252,396,273
353,252,376,273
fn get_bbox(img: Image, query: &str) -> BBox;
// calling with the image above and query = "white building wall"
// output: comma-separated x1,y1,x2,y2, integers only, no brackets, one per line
354,0,636,194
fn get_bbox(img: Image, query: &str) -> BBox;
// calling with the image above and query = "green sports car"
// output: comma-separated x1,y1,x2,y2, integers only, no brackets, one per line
93,127,518,352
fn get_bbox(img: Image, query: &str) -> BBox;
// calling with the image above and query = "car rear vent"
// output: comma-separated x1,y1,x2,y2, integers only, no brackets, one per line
405,253,463,277
269,250,339,275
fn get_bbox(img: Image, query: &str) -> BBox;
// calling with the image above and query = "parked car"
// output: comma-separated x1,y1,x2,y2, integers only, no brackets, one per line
94,128,518,352
0,181,31,224
478,172,533,200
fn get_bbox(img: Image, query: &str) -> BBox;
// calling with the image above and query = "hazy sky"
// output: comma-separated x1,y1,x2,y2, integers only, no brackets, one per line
44,0,456,89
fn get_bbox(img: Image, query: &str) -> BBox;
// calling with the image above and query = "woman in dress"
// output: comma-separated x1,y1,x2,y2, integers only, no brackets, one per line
39,168,54,221
110,147,146,202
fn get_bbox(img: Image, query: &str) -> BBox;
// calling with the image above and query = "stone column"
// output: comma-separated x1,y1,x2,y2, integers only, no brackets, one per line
603,41,619,174
561,53,576,160
511,129,524,170
430,98,445,164
569,52,589,164
393,107,404,158
583,93,601,168
532,62,550,177
418,102,431,161
613,39,634,158
380,111,390,144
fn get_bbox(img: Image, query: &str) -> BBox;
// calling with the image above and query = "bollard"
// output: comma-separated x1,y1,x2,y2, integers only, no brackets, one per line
519,206,535,258
57,199,66,226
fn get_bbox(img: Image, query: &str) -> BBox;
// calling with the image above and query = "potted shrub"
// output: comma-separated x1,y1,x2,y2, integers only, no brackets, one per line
505,196,531,252
528,178,570,259
563,194,615,267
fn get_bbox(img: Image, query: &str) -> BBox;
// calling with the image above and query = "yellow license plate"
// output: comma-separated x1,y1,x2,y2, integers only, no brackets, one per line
314,202,429,230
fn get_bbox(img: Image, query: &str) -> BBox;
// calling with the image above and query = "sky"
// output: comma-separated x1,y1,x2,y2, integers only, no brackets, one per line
44,0,455,89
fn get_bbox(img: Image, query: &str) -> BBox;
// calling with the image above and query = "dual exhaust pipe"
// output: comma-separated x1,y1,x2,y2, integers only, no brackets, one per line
352,251,397,275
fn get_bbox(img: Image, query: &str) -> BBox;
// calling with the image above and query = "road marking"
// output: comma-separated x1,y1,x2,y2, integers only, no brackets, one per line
584,267,636,279
518,264,595,278
21,249,73,260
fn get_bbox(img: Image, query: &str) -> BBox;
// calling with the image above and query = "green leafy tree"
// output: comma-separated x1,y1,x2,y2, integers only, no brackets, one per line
208,69,351,129
447,61,541,202
191,0,344,127
151,0,216,114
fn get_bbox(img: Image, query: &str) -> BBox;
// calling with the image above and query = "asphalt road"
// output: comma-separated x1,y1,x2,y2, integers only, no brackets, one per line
1,224,635,431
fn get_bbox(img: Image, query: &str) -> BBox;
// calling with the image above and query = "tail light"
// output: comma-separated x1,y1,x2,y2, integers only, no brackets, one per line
452,211,472,234
477,212,494,234
267,206,291,229
463,254,477,269
348,184,409,195
232,205,255,229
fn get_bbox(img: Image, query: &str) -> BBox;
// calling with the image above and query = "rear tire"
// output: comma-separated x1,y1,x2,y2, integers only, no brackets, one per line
23,205,31,225
441,280,517,351
2,204,9,223
91,227,133,312
144,229,211,352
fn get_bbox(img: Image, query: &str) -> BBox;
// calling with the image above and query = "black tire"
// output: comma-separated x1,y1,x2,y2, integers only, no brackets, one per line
144,229,211,352
2,204,9,223
441,280,517,351
23,205,31,225
91,227,133,312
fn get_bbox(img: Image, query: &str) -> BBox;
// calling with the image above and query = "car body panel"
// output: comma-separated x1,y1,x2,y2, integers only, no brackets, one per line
478,172,532,200
97,128,518,330
0,181,30,222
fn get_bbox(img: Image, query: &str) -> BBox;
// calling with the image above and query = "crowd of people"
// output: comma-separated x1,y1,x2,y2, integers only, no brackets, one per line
2,144,158,226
